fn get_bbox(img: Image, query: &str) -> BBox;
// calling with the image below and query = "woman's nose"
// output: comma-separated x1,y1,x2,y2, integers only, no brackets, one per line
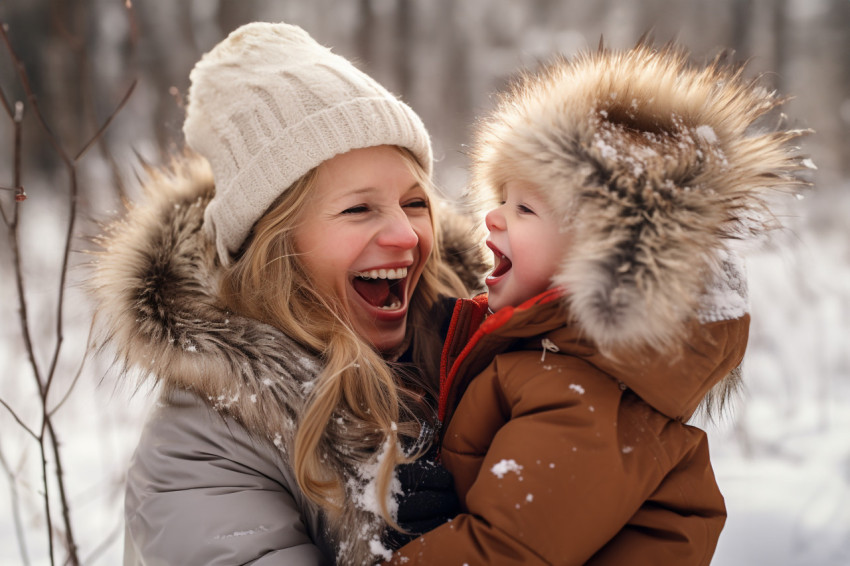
377,210,419,249
485,206,505,232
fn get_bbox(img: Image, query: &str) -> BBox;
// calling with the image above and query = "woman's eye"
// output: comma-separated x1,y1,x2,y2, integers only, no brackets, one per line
342,205,369,214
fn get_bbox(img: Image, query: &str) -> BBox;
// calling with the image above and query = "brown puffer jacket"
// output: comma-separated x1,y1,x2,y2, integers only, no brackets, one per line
388,289,748,565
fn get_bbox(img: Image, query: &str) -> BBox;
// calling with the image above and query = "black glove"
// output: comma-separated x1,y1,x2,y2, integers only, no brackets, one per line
383,441,461,550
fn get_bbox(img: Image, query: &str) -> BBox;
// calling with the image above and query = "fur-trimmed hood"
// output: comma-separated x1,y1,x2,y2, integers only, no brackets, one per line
87,153,485,565
472,42,811,354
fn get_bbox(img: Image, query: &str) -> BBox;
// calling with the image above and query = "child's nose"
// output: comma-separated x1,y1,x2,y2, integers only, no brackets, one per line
485,206,505,232
377,211,419,249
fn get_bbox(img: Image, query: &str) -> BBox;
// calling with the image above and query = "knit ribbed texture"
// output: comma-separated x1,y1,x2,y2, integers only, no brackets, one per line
183,22,432,265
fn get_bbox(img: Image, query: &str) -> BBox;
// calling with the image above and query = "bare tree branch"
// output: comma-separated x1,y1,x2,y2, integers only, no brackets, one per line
74,80,138,163
49,321,95,417
0,398,38,440
0,442,32,566
0,87,23,231
1,3,139,561
0,80,13,119
82,521,123,565
41,168,77,402
38,441,56,565
0,25,73,168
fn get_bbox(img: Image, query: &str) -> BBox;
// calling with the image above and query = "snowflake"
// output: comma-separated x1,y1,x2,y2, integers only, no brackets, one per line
491,459,524,479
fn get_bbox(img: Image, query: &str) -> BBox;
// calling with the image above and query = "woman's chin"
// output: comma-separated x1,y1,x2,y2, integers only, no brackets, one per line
363,324,407,354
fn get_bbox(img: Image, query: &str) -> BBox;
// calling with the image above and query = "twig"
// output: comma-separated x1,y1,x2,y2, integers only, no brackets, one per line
0,397,38,440
82,521,123,565
0,26,72,167
0,442,32,566
1,20,73,566
38,440,56,565
2,3,137,563
45,418,77,564
4,103,42,395
74,79,138,162
49,320,95,417
0,78,13,119
0,85,22,229
41,168,76,400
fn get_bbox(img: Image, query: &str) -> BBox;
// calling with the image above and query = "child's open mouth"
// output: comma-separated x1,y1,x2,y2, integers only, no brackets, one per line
351,267,408,311
490,253,512,278
486,241,512,285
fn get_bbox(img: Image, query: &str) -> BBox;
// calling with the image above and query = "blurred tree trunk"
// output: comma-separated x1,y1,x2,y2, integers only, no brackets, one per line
731,0,753,56
771,0,788,93
834,0,850,177
355,0,373,64
137,1,197,150
394,0,412,97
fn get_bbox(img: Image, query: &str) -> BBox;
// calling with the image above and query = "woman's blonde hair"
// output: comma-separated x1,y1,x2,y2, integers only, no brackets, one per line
220,146,467,526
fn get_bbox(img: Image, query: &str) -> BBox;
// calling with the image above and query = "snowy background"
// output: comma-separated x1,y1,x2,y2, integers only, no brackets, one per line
1,1,848,565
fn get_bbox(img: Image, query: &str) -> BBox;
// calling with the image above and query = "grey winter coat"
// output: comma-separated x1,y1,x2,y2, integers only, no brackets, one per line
123,389,332,565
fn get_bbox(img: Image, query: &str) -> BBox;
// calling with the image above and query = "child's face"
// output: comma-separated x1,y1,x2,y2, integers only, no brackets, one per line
484,179,571,312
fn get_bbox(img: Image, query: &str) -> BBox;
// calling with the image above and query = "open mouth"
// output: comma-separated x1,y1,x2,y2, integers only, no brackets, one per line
490,253,512,278
486,241,512,282
351,267,408,310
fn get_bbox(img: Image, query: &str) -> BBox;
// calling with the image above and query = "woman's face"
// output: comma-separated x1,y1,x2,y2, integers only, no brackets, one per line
294,145,434,353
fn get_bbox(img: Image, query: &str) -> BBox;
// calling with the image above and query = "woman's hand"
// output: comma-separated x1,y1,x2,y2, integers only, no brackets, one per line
384,443,460,549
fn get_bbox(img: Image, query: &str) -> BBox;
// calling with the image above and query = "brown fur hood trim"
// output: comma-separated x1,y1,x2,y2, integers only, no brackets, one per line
471,41,812,354
87,153,484,565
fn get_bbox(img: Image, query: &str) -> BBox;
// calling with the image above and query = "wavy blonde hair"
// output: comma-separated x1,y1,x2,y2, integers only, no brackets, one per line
220,146,467,525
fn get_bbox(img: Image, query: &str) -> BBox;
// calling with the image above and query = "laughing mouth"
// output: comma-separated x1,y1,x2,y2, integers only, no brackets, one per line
490,254,512,278
487,242,512,279
352,267,408,310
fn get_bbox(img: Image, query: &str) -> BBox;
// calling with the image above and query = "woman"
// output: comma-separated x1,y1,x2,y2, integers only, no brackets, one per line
89,22,483,565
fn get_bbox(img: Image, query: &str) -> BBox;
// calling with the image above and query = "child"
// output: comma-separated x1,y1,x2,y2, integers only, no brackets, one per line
387,42,809,565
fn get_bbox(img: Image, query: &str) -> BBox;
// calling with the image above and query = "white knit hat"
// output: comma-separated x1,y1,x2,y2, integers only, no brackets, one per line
183,22,433,265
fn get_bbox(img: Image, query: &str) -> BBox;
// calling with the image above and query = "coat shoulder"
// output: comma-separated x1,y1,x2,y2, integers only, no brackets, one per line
125,389,333,565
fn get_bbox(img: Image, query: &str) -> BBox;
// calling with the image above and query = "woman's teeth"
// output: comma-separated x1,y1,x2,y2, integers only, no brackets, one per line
351,267,408,309
355,267,408,280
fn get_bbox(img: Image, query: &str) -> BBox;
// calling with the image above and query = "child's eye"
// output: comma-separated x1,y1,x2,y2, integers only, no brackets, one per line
403,199,429,209
517,204,536,215
342,204,370,214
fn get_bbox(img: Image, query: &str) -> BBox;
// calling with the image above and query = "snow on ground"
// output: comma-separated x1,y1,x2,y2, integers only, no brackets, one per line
706,200,850,566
